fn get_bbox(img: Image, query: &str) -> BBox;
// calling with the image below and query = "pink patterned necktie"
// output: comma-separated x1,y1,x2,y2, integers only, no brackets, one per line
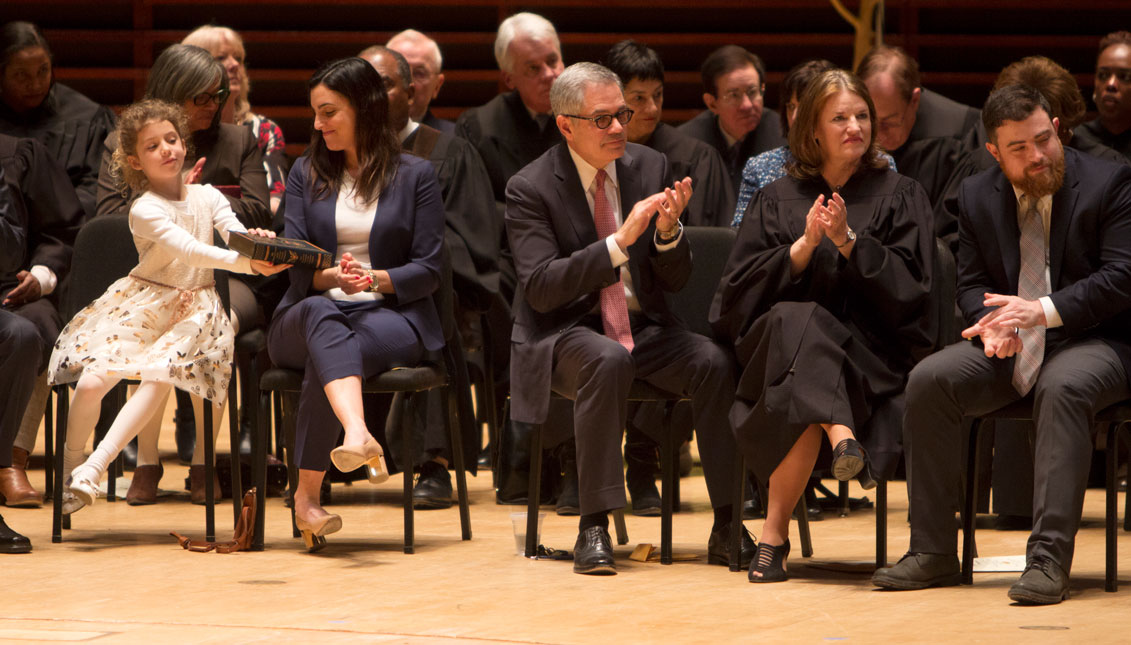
1012,198,1047,396
593,169,634,352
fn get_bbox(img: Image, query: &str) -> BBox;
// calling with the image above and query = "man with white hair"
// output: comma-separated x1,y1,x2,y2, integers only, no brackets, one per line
456,12,564,206
387,29,455,133
505,62,753,575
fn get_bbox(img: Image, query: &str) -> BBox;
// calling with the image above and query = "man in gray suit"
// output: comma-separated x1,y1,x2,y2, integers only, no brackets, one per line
874,85,1131,604
505,63,751,575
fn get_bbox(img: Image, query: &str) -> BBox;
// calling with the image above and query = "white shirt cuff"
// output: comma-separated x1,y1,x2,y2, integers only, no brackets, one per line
29,265,57,296
654,222,683,252
606,235,629,267
1039,296,1062,328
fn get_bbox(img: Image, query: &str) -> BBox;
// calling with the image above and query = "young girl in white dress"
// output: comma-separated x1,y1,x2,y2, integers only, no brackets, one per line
48,99,287,513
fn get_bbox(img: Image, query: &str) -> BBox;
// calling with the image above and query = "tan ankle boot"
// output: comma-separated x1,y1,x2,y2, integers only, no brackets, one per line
0,447,44,508
189,465,223,505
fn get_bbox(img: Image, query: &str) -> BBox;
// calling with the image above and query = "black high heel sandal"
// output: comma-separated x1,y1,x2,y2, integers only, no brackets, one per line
831,438,866,481
748,539,791,583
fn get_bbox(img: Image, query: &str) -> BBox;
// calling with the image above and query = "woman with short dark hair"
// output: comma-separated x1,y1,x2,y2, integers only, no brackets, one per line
0,20,116,219
267,57,445,551
711,69,935,583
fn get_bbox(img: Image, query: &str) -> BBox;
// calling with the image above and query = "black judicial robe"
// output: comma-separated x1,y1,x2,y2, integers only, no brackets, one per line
709,168,935,480
455,90,562,205
404,123,500,311
0,134,83,363
1073,119,1131,163
677,108,786,192
421,109,456,135
0,83,116,221
890,88,980,210
644,122,735,227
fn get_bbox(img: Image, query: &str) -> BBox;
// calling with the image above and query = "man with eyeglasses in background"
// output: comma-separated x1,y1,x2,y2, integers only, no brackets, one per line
856,46,981,216
1073,31,1131,162
387,29,455,134
505,62,753,575
678,45,786,191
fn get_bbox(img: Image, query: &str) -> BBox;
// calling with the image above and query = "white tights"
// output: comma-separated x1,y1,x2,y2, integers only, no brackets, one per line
132,388,223,467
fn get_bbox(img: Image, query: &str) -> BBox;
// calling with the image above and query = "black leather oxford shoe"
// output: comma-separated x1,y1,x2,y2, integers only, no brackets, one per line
0,514,31,554
573,526,616,575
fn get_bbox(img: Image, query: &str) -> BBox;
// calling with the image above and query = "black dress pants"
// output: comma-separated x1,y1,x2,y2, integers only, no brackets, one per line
904,338,1128,572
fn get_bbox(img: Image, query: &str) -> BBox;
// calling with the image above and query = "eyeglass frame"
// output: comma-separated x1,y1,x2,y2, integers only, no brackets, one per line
560,107,635,130
192,88,230,106
717,85,764,106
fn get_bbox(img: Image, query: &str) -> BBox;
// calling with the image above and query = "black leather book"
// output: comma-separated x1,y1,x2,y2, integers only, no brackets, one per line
227,231,333,269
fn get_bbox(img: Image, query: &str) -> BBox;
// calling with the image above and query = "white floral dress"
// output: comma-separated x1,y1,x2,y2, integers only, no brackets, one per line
49,185,256,403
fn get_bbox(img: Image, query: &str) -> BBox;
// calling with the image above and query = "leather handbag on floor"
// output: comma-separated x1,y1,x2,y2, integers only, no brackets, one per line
170,487,257,553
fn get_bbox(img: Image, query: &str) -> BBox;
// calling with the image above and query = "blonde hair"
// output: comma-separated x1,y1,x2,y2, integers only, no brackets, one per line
182,25,251,124
110,100,192,194
788,69,886,181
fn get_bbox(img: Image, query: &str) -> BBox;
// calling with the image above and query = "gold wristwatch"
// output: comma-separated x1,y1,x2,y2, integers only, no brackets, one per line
366,270,380,293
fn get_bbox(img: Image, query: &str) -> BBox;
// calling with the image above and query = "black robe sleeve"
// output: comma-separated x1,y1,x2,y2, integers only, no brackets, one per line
0,165,27,275
9,138,83,281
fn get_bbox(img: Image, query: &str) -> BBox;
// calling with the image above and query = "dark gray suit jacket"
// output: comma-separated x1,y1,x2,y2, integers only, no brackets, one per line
957,147,1131,383
504,142,691,423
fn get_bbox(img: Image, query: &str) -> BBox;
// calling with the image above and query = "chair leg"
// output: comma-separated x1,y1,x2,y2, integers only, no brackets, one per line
251,387,269,551
274,393,285,461
52,385,68,543
838,480,850,517
524,421,542,558
729,457,746,572
660,402,676,565
106,384,128,502
228,377,242,527
962,420,983,585
796,495,813,558
445,385,472,541
401,392,416,554
876,480,888,569
611,509,629,545
44,388,54,498
204,401,215,543
282,392,300,539
1123,424,1130,533
1106,422,1119,593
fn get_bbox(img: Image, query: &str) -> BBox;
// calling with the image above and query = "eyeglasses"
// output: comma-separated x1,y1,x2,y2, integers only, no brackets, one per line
1097,67,1131,84
192,88,230,106
718,86,763,105
561,108,634,129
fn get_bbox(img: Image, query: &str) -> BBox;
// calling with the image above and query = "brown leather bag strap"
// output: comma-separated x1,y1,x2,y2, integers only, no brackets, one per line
169,487,257,554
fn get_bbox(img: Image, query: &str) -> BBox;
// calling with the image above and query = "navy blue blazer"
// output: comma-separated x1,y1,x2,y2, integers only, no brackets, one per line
274,154,446,351
957,147,1131,384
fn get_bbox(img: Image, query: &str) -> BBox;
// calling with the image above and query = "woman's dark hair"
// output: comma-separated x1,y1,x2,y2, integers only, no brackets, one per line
1,21,51,71
604,40,664,85
779,59,837,133
144,44,228,137
307,57,400,204
788,69,886,181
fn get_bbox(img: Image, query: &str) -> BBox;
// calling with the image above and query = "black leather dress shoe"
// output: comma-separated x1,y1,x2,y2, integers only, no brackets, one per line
173,406,196,464
555,463,580,516
625,439,661,516
573,526,616,575
412,461,453,510
707,523,756,567
0,514,31,554
1008,557,1069,605
872,552,961,590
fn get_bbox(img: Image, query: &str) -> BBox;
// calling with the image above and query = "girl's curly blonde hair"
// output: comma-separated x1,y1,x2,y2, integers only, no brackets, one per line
110,99,193,194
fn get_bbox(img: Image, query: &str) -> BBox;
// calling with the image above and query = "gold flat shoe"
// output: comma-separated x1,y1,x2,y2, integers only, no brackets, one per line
295,513,342,552
330,437,383,472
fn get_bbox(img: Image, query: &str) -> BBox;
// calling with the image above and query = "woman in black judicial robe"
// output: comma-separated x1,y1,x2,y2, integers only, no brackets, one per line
709,70,935,582
0,21,116,221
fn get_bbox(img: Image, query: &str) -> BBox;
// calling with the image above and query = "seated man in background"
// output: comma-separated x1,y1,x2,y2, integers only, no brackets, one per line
361,45,499,508
1074,30,1131,161
874,85,1131,605
0,132,82,510
387,29,455,134
506,63,753,575
857,45,981,241
678,45,785,191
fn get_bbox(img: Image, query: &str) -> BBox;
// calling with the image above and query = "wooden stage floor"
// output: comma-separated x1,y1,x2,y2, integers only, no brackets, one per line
4,415,1131,644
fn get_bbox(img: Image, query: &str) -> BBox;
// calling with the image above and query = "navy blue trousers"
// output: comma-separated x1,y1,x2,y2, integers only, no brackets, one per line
268,297,424,471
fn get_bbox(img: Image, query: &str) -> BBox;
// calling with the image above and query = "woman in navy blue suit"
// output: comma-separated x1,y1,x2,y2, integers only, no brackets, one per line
268,57,445,550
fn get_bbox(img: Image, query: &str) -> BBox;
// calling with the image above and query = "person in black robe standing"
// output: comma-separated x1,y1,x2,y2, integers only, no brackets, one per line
1074,31,1131,162
0,21,116,221
710,70,935,583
